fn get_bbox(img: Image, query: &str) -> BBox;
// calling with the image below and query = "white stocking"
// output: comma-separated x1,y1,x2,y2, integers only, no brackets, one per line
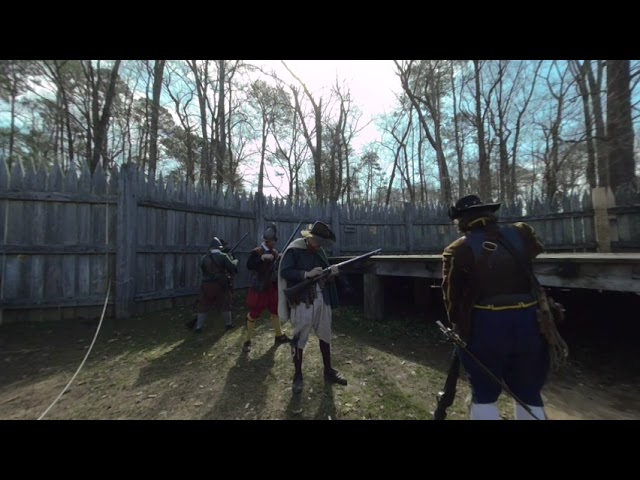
470,402,500,420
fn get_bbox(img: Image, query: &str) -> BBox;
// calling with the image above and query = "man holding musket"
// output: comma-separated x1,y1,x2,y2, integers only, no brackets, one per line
277,221,347,394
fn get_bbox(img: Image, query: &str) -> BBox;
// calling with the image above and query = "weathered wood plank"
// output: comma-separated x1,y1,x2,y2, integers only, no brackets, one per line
136,200,254,219
176,253,186,288
137,252,147,293
155,252,164,292
137,205,147,258
62,164,78,306
1,255,19,300
43,254,63,300
133,286,202,302
115,164,138,319
0,191,117,203
164,197,176,290
2,295,113,309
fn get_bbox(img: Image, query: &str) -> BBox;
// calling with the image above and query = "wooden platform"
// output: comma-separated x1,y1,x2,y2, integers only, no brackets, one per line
331,253,640,321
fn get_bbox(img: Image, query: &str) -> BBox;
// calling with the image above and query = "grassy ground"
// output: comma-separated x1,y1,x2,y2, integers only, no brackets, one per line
1,291,638,420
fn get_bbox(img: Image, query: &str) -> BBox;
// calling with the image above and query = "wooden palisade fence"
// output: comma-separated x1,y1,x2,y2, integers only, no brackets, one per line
1,157,639,323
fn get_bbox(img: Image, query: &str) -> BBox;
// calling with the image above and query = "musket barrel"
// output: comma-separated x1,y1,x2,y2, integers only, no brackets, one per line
283,248,382,302
229,232,250,254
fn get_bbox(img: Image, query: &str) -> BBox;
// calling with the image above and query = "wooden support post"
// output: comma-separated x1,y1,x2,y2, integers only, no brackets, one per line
592,187,617,253
364,272,384,321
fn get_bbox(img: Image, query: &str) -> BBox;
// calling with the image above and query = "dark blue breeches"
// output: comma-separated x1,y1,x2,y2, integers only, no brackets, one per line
457,306,549,406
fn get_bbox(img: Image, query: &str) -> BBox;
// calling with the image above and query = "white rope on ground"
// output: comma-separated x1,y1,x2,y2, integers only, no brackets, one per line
36,276,133,420
37,280,111,420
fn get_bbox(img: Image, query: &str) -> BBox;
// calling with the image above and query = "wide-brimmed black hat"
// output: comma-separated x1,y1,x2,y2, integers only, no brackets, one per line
301,221,336,247
448,195,501,220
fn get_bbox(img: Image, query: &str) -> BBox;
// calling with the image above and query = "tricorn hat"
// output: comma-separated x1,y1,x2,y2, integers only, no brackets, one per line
301,221,336,247
448,195,501,220
263,222,278,241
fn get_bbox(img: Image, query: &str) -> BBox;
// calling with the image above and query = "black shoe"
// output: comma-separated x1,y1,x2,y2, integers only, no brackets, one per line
225,323,235,331
292,374,304,394
275,334,290,345
242,341,251,353
324,368,347,386
194,327,203,334
185,317,197,330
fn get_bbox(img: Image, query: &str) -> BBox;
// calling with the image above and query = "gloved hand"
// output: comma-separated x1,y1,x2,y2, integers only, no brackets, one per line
231,259,239,267
261,253,274,261
304,266,324,279
330,265,339,276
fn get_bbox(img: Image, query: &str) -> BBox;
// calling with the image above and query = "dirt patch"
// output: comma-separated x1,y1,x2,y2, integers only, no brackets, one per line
1,292,638,420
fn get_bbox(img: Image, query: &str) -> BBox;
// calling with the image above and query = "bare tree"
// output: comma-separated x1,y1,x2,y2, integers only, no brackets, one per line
569,60,597,188
585,60,608,187
187,60,212,186
472,60,491,200
394,60,452,204
82,60,122,172
164,61,199,182
282,61,325,202
148,60,166,177
539,61,580,207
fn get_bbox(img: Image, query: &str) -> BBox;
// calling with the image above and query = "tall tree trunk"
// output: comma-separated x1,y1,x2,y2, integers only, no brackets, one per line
187,60,211,186
395,61,452,204
8,77,17,167
148,60,166,177
607,59,636,193
283,62,324,202
216,60,227,193
586,60,608,187
510,61,542,203
450,64,464,198
570,60,597,188
258,112,268,195
474,60,490,200
89,60,121,173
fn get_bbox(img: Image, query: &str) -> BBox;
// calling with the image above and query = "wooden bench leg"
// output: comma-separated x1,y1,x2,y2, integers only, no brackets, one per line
364,273,384,321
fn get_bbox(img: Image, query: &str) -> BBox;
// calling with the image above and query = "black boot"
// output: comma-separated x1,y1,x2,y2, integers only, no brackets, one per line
320,339,347,385
324,368,347,385
185,316,197,330
291,342,304,394
292,373,304,394
275,333,290,345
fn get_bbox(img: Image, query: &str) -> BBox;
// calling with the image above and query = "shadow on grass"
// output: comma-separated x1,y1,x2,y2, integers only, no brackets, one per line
202,342,281,419
331,304,454,373
133,326,227,389
283,382,338,421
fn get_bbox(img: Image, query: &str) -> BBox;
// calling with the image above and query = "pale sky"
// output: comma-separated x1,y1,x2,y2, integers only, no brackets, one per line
251,60,400,151
244,60,401,196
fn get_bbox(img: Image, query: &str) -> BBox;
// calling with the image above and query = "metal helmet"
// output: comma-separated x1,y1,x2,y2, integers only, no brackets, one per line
263,222,278,241
208,237,224,250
